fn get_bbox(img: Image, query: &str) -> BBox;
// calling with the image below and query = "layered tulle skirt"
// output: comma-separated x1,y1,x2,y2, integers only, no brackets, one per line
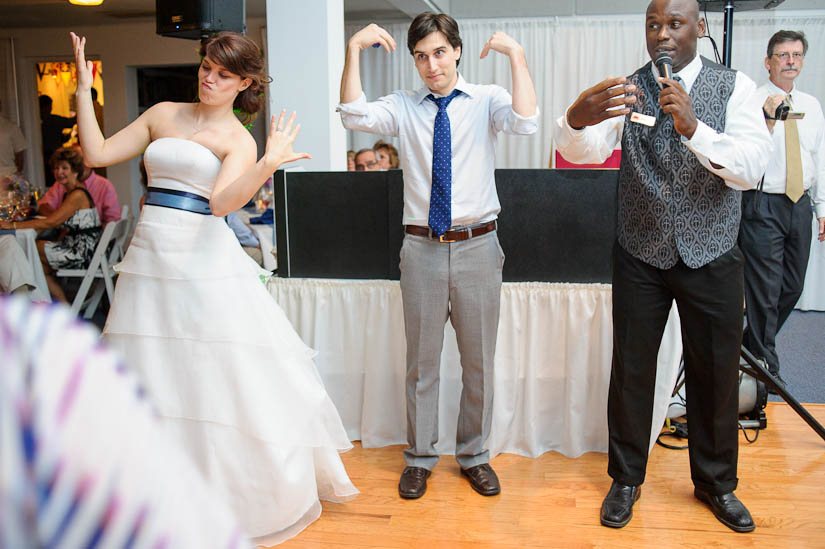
103,204,357,545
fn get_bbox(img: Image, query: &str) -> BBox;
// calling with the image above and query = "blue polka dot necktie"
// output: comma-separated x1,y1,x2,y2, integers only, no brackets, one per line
427,89,461,236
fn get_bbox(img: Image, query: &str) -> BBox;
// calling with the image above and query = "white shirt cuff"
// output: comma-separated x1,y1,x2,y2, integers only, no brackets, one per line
336,92,369,115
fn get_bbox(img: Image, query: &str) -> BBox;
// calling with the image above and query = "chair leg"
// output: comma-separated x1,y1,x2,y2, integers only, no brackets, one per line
71,273,95,316
83,281,105,319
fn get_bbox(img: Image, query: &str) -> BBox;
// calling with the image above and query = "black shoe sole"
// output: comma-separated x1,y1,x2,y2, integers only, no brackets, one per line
600,515,632,528
398,489,426,499
694,491,756,533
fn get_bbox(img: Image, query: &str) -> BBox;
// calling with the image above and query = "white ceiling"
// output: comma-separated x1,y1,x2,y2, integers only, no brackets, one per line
0,0,819,29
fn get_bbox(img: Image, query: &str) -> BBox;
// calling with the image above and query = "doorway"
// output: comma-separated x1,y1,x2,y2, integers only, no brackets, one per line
36,60,104,187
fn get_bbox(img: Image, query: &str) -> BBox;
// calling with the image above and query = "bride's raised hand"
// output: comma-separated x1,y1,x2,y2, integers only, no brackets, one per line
70,32,94,93
263,110,311,168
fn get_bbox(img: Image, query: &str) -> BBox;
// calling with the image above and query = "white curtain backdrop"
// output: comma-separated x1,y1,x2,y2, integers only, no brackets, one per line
345,10,825,169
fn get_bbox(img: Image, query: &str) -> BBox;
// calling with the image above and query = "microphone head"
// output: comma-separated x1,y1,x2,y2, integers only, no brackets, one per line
655,53,673,79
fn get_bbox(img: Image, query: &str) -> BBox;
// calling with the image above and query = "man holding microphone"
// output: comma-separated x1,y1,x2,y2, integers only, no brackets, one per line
554,0,771,533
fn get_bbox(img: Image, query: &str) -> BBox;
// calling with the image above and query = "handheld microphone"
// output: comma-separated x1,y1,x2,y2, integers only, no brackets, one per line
655,53,673,86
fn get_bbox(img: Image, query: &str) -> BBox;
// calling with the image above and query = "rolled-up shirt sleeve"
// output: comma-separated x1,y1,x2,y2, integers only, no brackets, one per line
490,86,539,135
337,92,400,137
553,111,623,165
682,71,773,191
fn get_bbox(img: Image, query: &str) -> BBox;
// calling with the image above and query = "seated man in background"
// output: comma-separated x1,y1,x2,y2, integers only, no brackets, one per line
354,147,380,171
38,146,121,224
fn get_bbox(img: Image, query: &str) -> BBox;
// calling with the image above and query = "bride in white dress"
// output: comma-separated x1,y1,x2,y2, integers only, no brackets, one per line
70,31,357,545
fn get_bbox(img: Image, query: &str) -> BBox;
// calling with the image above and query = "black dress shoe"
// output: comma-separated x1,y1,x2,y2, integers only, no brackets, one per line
694,489,755,533
460,463,501,496
399,466,431,499
600,481,641,528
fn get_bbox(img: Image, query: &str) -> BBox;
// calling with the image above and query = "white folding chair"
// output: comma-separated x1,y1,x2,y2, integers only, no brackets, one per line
57,215,132,319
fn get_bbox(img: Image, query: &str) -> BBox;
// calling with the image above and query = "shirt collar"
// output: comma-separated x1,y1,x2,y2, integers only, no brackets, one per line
415,73,473,104
766,79,796,99
651,54,702,91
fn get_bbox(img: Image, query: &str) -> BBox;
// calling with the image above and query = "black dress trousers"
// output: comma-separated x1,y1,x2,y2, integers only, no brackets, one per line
607,242,744,495
740,191,813,373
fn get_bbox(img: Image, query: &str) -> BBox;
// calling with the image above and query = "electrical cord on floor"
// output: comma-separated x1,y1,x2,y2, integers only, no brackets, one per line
739,422,760,443
656,418,689,450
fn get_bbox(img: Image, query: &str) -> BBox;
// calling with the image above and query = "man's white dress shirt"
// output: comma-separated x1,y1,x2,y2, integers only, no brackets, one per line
554,55,771,192
338,74,539,227
754,81,825,218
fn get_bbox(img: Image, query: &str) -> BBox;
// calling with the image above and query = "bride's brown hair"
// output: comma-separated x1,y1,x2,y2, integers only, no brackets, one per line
199,32,271,123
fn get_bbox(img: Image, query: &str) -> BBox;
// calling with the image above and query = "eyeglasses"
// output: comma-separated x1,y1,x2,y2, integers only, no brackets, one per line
772,52,804,61
356,160,377,171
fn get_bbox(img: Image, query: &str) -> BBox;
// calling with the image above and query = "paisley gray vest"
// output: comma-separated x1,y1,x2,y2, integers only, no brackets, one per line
618,56,739,269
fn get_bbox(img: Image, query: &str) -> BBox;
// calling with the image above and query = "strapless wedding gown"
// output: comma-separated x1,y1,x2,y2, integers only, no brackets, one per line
103,137,357,545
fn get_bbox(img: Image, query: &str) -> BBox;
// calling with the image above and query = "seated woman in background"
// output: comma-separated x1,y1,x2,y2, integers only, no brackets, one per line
373,140,399,170
0,147,102,302
38,145,121,224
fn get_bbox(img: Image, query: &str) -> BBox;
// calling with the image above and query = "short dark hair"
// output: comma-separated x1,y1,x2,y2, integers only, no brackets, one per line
407,12,462,67
767,30,808,57
49,147,84,175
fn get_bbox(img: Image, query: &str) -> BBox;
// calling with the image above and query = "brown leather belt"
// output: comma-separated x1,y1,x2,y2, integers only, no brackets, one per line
404,220,497,243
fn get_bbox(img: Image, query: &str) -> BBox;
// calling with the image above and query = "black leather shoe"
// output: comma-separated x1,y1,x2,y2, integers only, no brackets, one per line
399,466,431,499
461,463,501,496
694,489,755,533
600,481,641,528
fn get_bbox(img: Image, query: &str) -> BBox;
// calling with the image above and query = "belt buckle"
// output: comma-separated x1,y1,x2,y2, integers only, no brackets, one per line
438,233,457,243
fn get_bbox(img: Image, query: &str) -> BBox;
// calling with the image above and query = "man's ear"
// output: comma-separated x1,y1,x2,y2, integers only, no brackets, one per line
697,17,706,39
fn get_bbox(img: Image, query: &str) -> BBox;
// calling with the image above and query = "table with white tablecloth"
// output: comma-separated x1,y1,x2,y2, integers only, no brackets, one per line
0,229,50,301
234,208,276,271
797,215,825,312
267,278,682,459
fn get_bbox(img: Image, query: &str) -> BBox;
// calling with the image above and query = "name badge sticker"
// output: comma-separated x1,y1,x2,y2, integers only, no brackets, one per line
630,112,656,127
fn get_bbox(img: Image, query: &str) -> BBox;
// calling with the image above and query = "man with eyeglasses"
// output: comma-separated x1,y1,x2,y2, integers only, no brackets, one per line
740,30,825,393
354,148,380,171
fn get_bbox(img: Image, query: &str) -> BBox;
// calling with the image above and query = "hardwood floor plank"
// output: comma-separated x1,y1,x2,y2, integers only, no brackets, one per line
273,403,825,548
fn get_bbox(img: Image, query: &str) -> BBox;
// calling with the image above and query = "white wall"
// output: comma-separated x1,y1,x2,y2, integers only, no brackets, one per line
0,17,267,214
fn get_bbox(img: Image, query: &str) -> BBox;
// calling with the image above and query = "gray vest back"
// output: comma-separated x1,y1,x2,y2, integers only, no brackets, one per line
618,57,739,269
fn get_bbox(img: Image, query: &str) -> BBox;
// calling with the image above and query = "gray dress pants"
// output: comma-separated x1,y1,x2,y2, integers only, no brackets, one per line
399,229,504,470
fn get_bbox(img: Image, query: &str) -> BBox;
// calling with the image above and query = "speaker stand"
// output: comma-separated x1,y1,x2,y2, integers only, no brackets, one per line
739,345,825,442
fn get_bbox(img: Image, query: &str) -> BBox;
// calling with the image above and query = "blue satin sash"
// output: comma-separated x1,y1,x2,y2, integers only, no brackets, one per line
144,188,212,215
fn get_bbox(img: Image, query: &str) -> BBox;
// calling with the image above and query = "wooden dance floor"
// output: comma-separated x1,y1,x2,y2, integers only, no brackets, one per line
277,403,825,548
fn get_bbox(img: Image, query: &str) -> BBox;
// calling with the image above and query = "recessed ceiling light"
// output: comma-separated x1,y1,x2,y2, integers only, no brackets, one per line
68,0,104,6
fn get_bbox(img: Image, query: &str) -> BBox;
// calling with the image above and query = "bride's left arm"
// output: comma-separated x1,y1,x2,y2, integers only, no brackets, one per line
209,111,310,217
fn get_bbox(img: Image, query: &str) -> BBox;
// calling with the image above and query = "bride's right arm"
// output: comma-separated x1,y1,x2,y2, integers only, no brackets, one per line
71,32,155,167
